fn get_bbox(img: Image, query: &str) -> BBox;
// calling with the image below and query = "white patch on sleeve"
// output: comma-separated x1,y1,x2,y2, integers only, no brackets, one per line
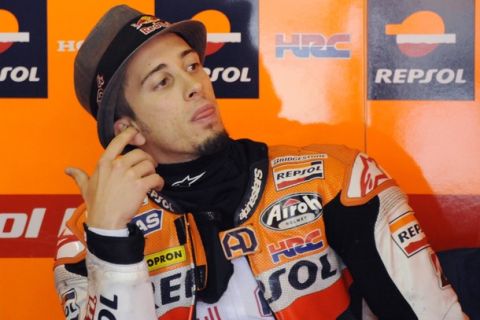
347,153,390,198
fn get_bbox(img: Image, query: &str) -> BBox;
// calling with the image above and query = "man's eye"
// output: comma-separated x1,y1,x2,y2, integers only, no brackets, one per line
187,63,199,72
155,78,168,89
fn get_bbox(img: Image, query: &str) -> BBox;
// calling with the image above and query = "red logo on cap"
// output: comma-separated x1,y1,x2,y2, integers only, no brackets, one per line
130,16,170,35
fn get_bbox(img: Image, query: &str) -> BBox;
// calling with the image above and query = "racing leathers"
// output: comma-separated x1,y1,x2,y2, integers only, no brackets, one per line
54,142,467,319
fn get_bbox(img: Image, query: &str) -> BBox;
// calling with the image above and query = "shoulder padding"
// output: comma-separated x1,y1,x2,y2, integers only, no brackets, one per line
268,144,356,165
341,152,396,206
54,204,87,268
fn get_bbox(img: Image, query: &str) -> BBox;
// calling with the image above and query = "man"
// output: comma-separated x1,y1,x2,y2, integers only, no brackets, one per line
54,5,467,320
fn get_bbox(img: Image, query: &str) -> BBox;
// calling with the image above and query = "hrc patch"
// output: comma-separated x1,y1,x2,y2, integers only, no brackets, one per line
267,229,325,264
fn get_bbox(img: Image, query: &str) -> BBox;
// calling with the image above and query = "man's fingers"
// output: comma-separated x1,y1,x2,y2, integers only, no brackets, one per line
129,159,156,178
65,167,89,197
141,174,164,192
119,148,157,168
102,126,139,161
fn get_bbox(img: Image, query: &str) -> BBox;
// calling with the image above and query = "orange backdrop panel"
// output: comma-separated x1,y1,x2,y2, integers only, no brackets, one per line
0,0,478,319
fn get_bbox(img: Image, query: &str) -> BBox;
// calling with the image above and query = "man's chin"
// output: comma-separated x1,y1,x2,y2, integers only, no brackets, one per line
196,129,231,157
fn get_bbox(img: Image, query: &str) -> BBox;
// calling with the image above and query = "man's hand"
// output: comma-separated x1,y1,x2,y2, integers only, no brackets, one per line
65,127,164,229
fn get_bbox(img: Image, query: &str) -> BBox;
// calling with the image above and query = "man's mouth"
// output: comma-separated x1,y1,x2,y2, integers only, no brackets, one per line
191,104,216,122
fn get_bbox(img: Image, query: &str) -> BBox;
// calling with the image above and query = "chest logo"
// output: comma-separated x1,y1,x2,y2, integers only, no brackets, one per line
220,225,259,260
273,161,324,191
268,229,324,263
171,171,206,188
145,245,186,272
132,209,163,235
260,193,323,231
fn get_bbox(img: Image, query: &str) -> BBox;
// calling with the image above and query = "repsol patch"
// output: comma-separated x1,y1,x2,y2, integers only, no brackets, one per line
273,161,324,191
389,211,429,257
260,193,323,231
146,245,186,272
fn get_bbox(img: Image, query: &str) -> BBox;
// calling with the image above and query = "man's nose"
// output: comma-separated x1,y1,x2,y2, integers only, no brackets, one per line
184,75,202,100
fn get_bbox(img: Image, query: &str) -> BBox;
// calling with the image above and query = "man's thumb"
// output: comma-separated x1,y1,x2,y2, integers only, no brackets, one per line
65,167,89,196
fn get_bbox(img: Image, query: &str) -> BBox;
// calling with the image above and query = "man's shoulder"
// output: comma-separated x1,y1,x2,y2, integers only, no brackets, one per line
267,144,397,206
54,204,87,267
267,143,358,167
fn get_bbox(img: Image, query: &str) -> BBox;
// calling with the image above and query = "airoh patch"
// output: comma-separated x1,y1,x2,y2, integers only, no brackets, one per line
260,193,323,231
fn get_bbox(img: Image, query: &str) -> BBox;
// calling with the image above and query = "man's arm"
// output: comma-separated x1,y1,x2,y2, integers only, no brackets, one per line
55,127,163,319
54,260,88,320
54,208,158,320
325,152,468,319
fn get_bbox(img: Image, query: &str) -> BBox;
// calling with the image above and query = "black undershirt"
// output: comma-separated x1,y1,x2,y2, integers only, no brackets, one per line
156,138,261,303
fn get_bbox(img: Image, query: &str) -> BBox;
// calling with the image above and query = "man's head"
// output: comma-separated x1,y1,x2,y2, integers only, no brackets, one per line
74,5,227,163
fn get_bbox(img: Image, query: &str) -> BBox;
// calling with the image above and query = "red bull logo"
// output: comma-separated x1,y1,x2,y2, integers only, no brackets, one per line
131,16,159,30
130,15,170,35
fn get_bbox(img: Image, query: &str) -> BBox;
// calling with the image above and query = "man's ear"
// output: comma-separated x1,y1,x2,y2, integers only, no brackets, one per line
113,117,146,146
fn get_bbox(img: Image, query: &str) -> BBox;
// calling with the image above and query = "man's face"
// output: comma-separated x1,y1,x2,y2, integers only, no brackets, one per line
123,33,225,163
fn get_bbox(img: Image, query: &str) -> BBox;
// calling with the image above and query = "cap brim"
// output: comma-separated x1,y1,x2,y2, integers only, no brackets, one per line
97,20,206,148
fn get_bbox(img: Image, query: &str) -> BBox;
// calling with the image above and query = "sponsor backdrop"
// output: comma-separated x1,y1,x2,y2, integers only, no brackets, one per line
0,0,478,318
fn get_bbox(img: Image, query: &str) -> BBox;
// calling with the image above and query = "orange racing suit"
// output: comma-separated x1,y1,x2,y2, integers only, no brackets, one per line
54,144,467,319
